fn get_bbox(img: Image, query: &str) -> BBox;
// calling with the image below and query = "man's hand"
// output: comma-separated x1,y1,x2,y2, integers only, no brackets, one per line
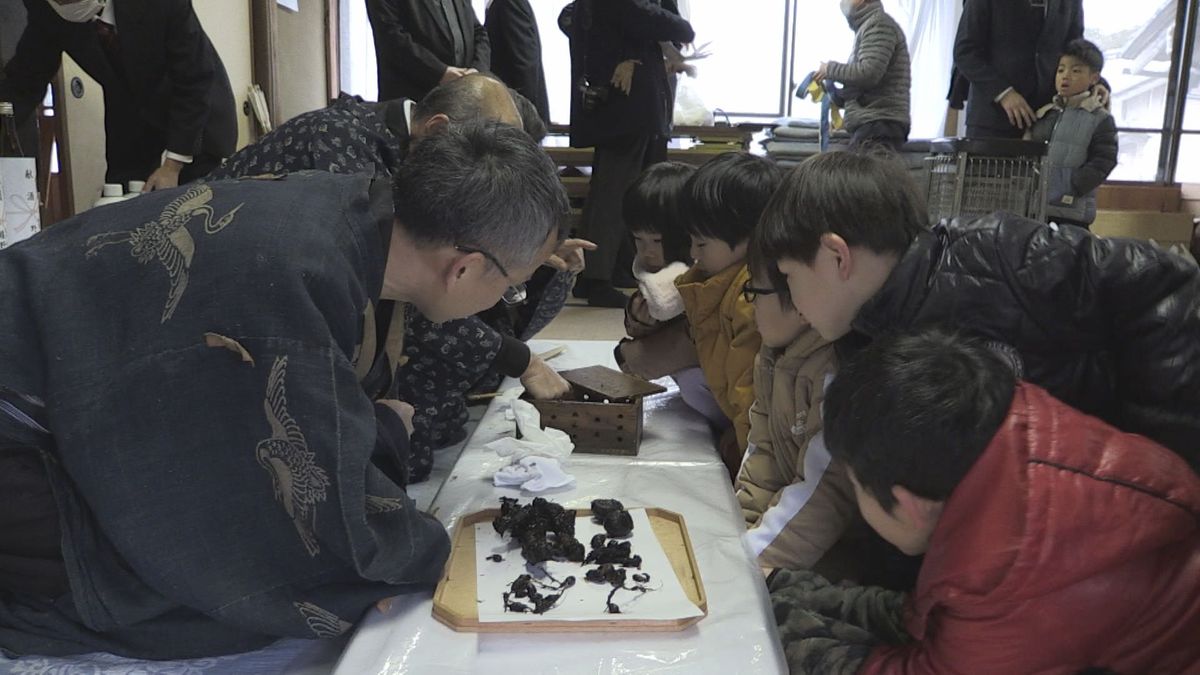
440,66,471,84
610,59,641,95
143,158,184,192
999,89,1036,130
814,62,830,82
379,399,415,436
520,356,571,400
545,238,597,274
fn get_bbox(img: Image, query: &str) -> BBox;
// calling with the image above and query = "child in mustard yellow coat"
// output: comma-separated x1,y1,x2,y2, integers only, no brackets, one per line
675,153,779,478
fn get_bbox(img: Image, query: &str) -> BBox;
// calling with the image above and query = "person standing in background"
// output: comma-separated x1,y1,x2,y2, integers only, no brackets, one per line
0,0,236,189
485,0,550,124
953,0,1083,139
815,0,912,151
367,0,491,102
560,0,694,307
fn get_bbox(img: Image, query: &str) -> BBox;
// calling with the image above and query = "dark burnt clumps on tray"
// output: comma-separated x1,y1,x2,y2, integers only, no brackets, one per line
493,496,586,564
590,499,634,538
502,573,576,614
492,497,655,616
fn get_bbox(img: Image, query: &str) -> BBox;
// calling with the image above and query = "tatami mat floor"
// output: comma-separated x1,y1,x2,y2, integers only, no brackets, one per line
532,294,628,341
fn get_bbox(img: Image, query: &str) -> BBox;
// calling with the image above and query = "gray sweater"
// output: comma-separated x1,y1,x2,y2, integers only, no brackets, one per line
825,2,911,132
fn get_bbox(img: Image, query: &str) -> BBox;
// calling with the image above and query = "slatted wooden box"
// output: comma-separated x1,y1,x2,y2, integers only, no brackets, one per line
527,366,666,456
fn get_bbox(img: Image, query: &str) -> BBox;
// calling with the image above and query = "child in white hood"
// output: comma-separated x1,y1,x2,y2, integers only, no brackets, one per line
614,162,725,426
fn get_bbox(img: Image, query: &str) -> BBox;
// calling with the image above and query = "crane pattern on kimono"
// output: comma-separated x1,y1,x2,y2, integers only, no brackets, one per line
82,184,244,322
257,355,332,557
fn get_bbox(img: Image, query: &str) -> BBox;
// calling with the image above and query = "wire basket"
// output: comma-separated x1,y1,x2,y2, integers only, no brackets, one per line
923,138,1048,224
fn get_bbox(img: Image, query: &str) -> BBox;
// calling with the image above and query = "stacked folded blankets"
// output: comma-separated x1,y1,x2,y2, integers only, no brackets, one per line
762,119,850,167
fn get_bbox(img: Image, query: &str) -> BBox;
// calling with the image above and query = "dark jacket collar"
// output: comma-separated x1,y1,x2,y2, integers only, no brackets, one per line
851,228,940,339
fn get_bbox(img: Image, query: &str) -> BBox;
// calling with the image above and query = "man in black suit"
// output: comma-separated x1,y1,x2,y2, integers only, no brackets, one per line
953,0,1084,139
367,0,491,102
0,0,236,190
486,0,549,123
560,0,693,306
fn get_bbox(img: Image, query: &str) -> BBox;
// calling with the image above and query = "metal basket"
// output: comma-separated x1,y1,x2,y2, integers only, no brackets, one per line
923,138,1048,224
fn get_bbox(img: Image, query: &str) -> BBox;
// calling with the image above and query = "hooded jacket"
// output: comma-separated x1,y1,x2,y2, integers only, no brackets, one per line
864,383,1200,674
847,212,1200,470
824,1,912,131
675,263,761,471
738,329,853,570
1027,88,1118,225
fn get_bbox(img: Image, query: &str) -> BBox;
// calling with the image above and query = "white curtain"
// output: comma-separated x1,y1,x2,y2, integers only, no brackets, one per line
883,0,961,139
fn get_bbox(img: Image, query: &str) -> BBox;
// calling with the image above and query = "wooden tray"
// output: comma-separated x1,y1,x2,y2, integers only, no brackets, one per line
432,508,707,632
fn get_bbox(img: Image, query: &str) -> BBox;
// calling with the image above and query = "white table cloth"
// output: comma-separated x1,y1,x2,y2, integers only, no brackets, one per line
333,340,786,675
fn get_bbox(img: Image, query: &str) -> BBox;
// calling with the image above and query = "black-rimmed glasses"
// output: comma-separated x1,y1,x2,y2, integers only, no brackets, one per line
741,280,777,304
455,245,527,305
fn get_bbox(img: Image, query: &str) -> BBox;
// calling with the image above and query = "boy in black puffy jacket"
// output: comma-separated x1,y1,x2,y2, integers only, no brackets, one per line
757,150,1200,471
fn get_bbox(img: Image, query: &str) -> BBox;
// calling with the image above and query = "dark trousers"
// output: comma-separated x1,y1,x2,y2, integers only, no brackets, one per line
580,134,668,285
848,120,910,153
965,124,1023,140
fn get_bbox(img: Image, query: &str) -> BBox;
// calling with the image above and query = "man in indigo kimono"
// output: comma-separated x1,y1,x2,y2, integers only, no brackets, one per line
207,73,586,483
0,121,567,658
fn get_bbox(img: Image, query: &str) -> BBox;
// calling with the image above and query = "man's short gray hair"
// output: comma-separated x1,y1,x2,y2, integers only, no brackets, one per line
392,121,567,269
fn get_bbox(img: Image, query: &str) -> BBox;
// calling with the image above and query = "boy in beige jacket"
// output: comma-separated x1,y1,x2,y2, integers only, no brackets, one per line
736,233,858,572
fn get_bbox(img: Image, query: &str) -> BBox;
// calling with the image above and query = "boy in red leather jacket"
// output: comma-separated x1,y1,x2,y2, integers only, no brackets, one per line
769,329,1200,675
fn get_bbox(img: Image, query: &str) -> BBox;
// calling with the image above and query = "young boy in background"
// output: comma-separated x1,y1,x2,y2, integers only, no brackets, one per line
756,150,1200,469
1027,38,1118,229
737,231,856,574
769,329,1200,674
675,152,777,478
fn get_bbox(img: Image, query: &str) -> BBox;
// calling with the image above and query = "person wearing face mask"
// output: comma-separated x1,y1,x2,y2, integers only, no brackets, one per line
813,0,911,152
0,0,236,192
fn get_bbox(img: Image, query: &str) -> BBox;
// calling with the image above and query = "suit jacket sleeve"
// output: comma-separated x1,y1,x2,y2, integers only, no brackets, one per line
488,0,540,80
468,2,491,71
953,0,1008,103
617,0,695,44
367,0,451,91
1068,1,1084,41
159,1,218,157
0,4,65,124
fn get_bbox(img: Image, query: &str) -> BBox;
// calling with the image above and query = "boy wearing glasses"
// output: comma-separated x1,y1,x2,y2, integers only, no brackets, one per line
736,230,855,575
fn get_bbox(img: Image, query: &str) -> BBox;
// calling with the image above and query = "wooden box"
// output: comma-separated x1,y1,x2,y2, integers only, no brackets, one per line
527,366,666,456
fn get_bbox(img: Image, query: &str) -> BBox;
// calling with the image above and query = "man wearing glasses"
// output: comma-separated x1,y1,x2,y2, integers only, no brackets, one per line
0,122,568,658
206,74,591,483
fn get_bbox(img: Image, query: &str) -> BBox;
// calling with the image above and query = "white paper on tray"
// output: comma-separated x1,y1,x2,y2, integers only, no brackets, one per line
474,508,704,623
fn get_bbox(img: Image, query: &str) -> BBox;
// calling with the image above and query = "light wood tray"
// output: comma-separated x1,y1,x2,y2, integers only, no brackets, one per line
432,508,708,632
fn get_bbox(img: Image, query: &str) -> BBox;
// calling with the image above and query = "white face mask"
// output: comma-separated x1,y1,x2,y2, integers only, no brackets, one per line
47,0,106,23
839,0,856,18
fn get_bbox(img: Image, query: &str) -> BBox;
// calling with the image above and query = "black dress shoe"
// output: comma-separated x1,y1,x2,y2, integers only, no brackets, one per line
572,277,595,299
587,283,627,308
